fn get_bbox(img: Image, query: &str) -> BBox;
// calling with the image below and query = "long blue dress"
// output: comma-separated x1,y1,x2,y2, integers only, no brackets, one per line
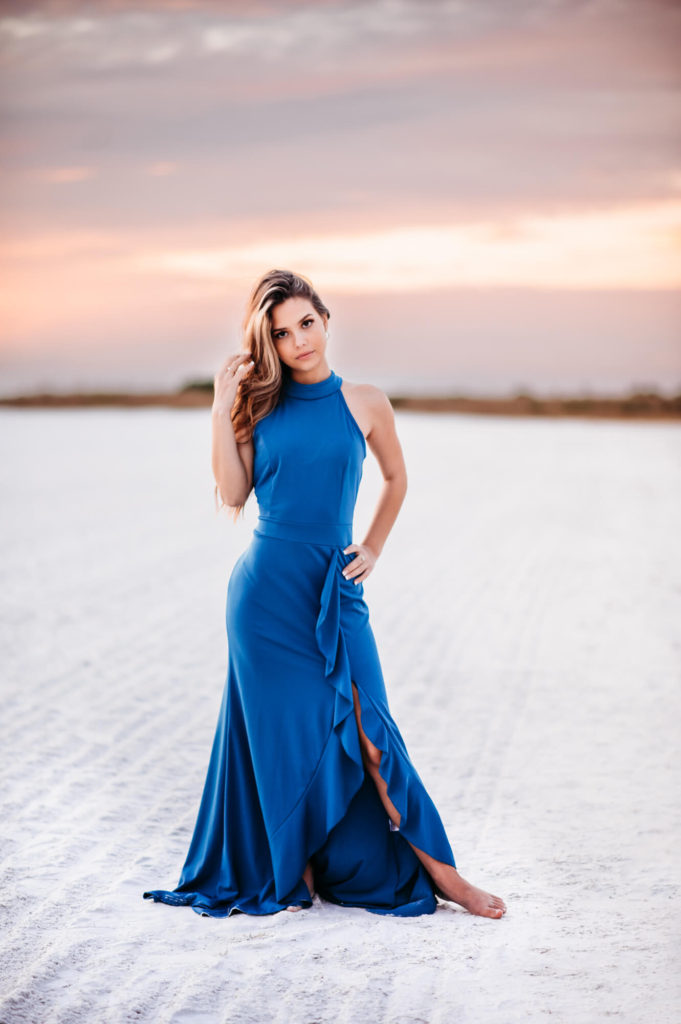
143,369,456,917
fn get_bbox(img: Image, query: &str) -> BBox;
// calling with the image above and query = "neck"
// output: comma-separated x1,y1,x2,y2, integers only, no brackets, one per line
288,360,331,384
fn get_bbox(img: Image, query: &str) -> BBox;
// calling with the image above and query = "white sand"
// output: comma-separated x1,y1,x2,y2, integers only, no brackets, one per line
1,407,679,1024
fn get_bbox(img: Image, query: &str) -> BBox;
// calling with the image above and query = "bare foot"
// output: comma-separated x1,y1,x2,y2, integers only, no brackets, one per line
405,839,506,919
434,870,506,919
285,860,315,912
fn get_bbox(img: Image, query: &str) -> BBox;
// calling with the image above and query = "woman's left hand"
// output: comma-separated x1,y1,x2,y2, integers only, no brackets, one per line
341,543,377,585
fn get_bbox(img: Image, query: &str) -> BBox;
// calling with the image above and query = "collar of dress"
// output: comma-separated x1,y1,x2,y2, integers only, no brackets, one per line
283,369,341,400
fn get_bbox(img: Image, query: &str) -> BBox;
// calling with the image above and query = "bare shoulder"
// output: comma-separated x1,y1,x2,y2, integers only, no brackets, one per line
342,379,385,398
341,380,394,439
341,380,393,415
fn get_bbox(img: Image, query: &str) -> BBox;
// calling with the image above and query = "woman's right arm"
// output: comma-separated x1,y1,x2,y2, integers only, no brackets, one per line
211,352,255,507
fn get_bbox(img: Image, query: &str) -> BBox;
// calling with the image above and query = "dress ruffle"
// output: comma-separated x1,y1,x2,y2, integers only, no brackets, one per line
269,546,455,912
143,545,454,917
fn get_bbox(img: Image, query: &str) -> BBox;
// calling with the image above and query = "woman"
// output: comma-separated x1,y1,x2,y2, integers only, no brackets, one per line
143,269,506,919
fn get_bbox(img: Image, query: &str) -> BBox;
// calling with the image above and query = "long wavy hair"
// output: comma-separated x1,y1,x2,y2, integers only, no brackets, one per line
215,268,331,519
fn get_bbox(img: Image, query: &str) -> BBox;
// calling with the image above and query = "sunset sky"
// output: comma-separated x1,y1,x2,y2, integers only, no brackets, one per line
1,0,679,395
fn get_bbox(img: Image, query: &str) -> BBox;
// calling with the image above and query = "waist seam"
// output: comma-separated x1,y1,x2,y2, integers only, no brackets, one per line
257,515,353,527
254,515,352,547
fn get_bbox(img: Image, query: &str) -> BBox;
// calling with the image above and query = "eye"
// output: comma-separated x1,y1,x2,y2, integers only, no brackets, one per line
273,330,286,340
302,318,313,327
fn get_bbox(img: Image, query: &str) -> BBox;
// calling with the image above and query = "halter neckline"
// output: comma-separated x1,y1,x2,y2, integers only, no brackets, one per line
283,369,342,400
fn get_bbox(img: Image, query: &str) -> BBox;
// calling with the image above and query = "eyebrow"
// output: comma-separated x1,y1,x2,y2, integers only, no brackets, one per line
271,311,315,332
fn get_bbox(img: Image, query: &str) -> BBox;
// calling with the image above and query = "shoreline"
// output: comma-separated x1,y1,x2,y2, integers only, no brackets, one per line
1,387,680,419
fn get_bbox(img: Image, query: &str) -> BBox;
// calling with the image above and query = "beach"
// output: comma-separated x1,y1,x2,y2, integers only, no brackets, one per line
1,407,679,1024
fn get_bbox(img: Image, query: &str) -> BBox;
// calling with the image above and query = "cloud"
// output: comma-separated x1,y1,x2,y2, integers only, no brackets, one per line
129,200,681,291
1,0,679,394
2,0,679,80
143,40,182,63
0,16,49,38
145,160,178,176
31,165,96,182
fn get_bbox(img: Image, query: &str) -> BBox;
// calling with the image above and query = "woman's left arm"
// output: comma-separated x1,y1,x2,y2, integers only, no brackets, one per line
342,387,407,584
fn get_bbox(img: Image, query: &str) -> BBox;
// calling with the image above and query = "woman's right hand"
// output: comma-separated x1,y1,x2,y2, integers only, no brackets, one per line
213,351,255,415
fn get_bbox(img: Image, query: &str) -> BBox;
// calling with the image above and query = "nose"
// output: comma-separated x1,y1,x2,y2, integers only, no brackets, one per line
293,332,308,348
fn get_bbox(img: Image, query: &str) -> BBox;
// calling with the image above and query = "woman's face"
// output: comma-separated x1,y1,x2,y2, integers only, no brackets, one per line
270,296,329,377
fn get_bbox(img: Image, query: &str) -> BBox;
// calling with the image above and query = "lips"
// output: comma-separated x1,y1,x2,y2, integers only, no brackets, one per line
296,351,314,359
